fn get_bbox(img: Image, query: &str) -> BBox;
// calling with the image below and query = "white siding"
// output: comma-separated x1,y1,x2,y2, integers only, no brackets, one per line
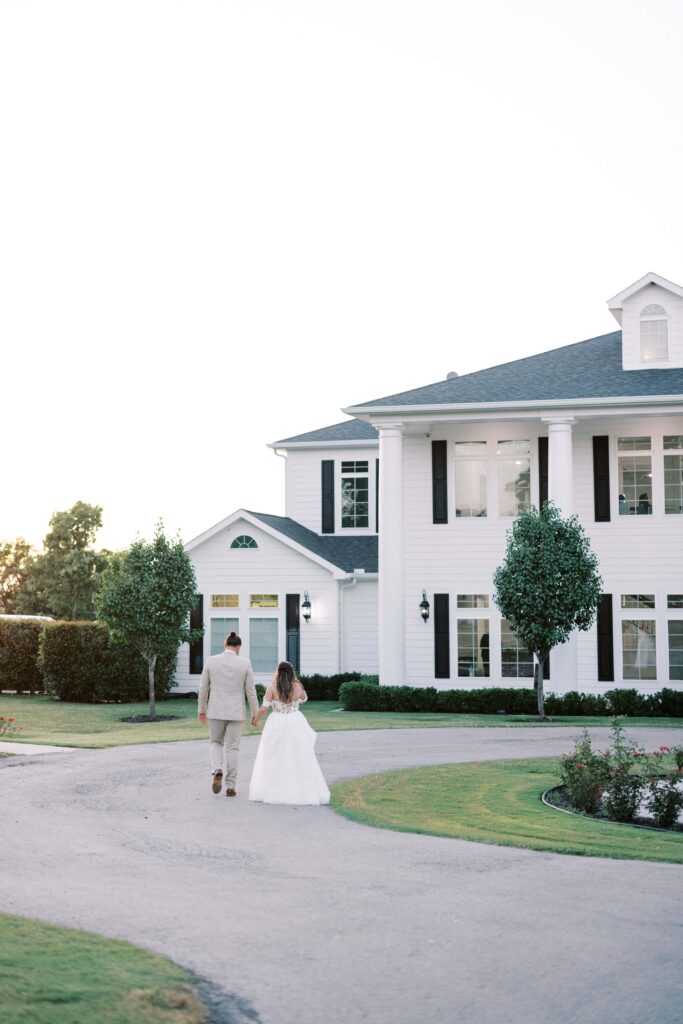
285,447,379,534
341,578,379,674
401,415,683,693
176,520,340,691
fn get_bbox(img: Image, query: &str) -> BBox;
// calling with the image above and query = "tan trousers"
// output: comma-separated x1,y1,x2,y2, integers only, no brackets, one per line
208,719,245,788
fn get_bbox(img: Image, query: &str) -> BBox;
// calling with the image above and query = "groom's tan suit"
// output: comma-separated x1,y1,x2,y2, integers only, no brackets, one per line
198,649,260,789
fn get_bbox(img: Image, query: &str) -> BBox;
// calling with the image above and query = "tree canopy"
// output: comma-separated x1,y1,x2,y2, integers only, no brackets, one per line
0,538,32,613
15,502,110,620
96,523,200,718
493,502,602,719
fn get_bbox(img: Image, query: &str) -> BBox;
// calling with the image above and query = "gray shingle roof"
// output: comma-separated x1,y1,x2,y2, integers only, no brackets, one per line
246,512,378,573
347,332,683,409
272,418,378,445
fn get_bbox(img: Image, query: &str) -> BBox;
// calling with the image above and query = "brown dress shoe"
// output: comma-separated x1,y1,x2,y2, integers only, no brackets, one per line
212,772,223,794
225,788,236,797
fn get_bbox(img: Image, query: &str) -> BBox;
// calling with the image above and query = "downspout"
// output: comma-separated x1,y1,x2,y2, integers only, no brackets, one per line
337,577,357,673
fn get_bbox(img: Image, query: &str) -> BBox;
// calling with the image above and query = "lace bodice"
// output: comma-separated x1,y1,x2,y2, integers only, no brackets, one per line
263,698,302,714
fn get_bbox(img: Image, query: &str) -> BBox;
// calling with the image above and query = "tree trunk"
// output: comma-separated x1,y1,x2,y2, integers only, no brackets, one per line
534,653,547,720
148,653,158,720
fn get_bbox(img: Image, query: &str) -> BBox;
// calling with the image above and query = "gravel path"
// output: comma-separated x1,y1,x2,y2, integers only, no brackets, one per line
1,725,682,1024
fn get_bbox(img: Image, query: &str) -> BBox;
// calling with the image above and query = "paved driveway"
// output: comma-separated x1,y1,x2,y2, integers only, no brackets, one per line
2,726,682,1024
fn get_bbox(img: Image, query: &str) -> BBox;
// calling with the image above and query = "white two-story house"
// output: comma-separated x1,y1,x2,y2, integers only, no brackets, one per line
177,272,683,695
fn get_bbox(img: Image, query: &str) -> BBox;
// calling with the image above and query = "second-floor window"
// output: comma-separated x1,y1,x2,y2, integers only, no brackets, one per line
497,440,530,517
617,437,652,515
455,442,487,517
341,461,369,528
664,435,683,515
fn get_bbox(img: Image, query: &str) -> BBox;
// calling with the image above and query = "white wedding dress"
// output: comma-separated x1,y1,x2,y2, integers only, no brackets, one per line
249,688,330,805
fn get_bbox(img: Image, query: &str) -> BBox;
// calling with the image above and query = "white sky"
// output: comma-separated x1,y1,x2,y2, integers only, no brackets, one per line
2,0,682,551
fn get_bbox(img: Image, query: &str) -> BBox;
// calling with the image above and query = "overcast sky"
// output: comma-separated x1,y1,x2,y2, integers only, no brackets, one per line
2,0,682,551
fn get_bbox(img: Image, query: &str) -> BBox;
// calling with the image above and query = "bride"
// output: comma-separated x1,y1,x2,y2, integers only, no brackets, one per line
249,661,330,805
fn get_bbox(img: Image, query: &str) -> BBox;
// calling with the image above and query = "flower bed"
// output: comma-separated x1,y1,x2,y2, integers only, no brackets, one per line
550,720,683,831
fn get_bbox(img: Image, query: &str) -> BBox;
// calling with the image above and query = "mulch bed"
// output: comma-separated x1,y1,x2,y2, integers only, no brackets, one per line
119,715,181,723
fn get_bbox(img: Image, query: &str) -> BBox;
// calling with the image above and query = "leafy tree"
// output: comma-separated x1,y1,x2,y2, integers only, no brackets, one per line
0,538,32,613
493,502,602,719
96,523,201,719
15,503,110,620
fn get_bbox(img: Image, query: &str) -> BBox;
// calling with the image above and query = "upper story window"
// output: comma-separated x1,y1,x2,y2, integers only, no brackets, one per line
455,442,487,517
211,594,239,608
341,460,369,528
231,535,258,549
664,435,683,515
497,440,530,517
640,304,668,361
617,437,652,515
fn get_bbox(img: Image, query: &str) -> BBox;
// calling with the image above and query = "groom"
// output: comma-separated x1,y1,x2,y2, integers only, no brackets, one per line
198,631,259,797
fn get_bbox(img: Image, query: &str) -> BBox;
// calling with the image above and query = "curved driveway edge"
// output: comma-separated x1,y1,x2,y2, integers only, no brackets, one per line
1,725,682,1024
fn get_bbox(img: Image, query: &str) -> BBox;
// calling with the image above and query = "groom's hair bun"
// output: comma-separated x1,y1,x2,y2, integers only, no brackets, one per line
225,631,242,647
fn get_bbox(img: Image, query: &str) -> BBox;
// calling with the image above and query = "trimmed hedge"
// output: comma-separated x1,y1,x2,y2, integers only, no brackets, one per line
0,618,45,694
298,672,367,701
338,681,683,717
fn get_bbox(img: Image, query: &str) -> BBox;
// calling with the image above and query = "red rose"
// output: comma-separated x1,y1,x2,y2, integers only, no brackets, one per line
576,764,584,770
660,746,670,753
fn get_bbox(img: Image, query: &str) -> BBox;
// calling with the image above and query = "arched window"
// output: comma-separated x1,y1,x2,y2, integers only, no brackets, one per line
230,535,258,549
640,304,668,361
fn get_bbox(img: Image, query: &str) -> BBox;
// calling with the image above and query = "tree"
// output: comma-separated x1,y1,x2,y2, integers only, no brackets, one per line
15,502,110,620
0,538,32,613
493,502,602,720
96,523,201,719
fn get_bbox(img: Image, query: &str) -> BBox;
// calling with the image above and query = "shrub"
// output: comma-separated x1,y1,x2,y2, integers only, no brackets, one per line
545,691,609,716
39,621,175,703
299,672,363,701
601,719,646,823
0,619,44,694
659,688,683,718
0,714,19,736
604,688,656,717
558,731,610,813
642,746,683,829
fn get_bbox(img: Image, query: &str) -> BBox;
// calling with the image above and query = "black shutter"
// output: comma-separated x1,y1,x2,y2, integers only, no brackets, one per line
434,593,450,679
321,460,335,534
538,436,548,510
432,441,448,524
543,653,550,681
189,594,204,675
375,458,379,533
286,594,300,674
597,593,614,682
593,436,611,522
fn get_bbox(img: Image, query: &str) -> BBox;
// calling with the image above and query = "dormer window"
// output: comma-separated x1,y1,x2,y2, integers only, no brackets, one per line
640,304,668,361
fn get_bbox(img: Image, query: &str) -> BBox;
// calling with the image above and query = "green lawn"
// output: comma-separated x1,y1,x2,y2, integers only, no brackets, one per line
0,694,682,749
331,758,683,863
0,914,205,1024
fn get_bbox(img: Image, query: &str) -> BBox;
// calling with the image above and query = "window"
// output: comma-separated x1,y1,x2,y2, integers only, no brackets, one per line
622,620,656,680
455,442,487,517
667,595,683,609
617,437,652,515
249,594,278,608
457,619,490,677
211,594,239,608
500,618,533,677
341,461,369,528
231,535,258,549
457,594,489,608
664,436,683,515
497,441,530,517
210,617,238,655
621,594,655,609
250,618,278,673
668,622,683,681
640,304,668,361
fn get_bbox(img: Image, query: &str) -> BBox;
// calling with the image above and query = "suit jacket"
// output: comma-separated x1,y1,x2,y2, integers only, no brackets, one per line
198,650,259,721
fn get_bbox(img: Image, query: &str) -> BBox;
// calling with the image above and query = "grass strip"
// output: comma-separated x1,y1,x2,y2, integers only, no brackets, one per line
0,914,205,1024
331,758,683,863
0,695,681,749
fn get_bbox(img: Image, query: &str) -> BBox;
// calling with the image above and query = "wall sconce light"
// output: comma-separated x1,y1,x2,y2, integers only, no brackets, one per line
419,590,430,623
302,592,312,623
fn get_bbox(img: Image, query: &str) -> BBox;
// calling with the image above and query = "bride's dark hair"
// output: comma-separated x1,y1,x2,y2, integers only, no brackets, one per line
275,661,296,703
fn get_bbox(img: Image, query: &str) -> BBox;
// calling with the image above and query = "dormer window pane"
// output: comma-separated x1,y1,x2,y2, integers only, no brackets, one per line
640,306,668,361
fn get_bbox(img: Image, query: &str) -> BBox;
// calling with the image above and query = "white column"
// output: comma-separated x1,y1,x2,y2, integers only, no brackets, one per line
546,417,575,515
378,422,405,685
542,417,576,690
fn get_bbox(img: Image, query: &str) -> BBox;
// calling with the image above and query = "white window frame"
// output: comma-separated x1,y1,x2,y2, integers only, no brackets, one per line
639,305,669,362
